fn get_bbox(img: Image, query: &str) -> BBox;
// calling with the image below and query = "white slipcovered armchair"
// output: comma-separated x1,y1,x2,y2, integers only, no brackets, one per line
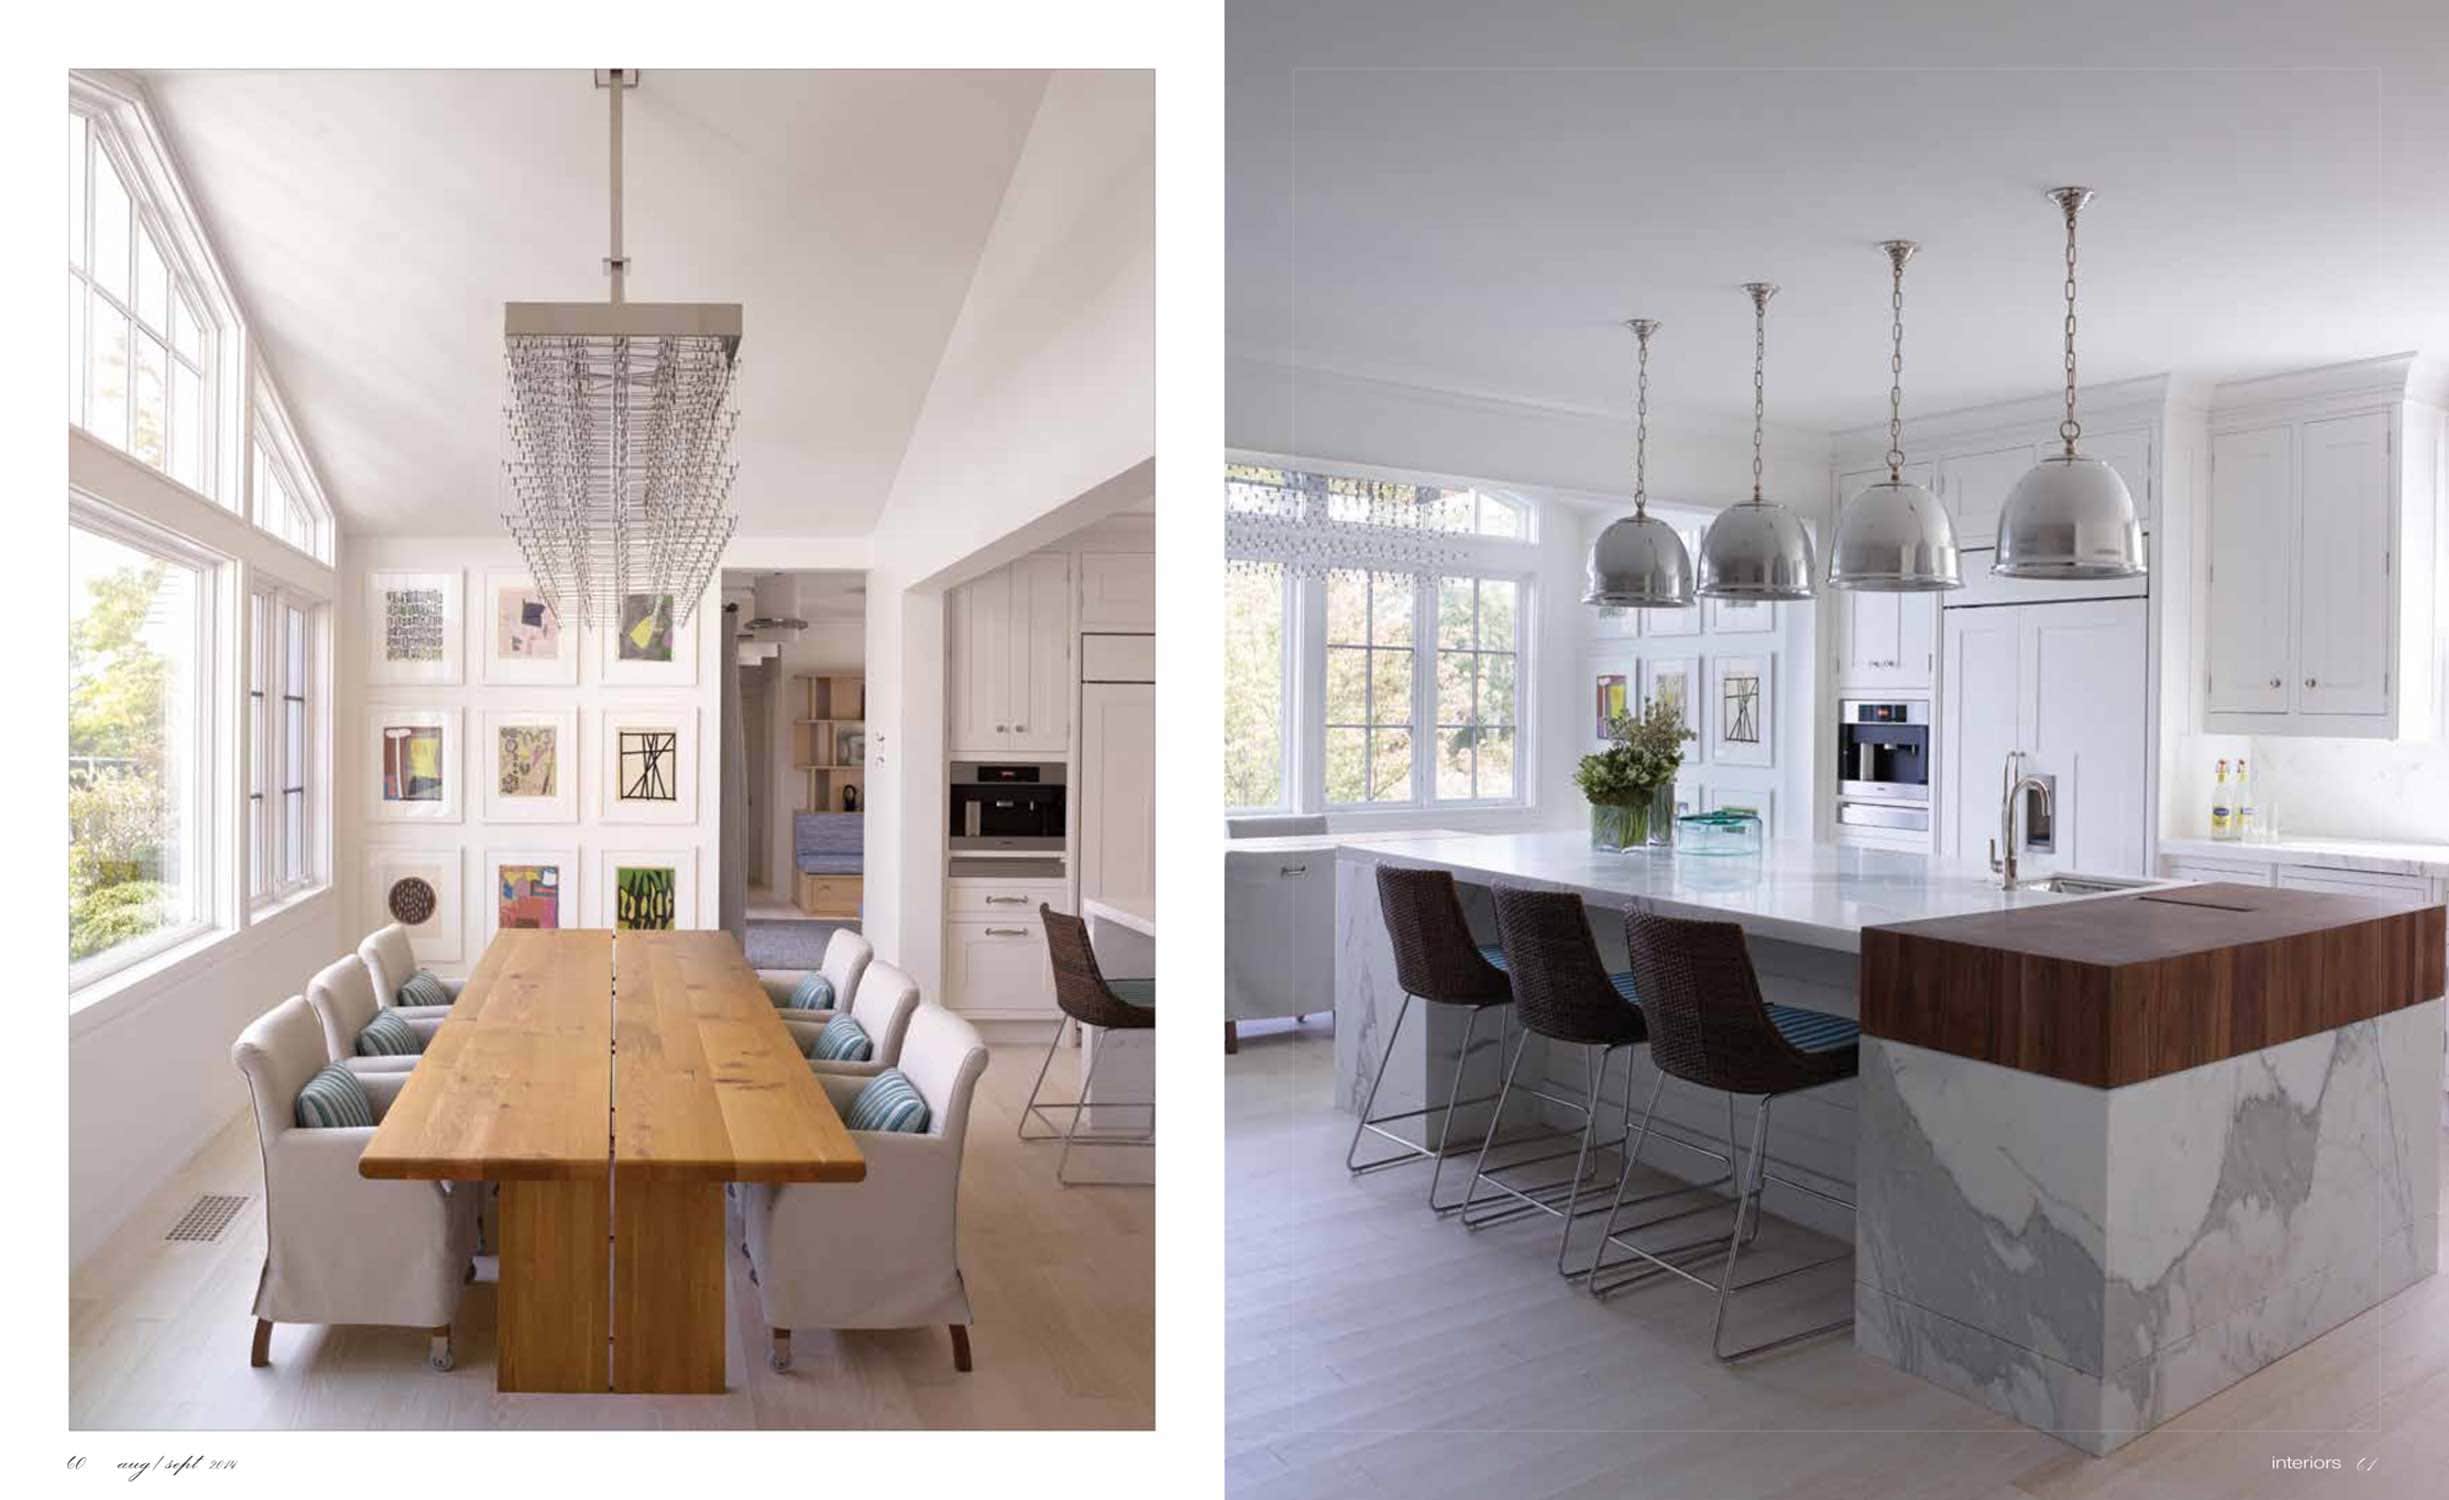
358,923,460,1023
743,1004,990,1373
232,995,480,1371
781,957,920,1078
758,927,873,1011
306,954,440,1076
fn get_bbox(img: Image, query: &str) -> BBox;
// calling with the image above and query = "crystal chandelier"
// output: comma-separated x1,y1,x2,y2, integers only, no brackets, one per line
1224,466,1462,580
502,69,739,631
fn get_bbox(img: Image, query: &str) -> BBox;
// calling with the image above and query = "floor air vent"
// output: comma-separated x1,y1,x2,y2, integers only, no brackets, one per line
164,1194,249,1244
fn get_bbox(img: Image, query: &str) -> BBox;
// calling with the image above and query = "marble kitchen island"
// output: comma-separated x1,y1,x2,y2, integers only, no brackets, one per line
1331,831,2445,1456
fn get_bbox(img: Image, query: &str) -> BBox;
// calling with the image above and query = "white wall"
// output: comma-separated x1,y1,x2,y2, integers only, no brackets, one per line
339,538,725,971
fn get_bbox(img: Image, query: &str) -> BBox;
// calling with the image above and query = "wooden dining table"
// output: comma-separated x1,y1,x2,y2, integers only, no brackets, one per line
358,928,865,1393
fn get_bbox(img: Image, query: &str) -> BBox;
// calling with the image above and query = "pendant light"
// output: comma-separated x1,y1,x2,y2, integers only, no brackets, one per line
1829,241,1961,592
1698,282,1815,601
1993,186,2145,579
1583,318,1696,608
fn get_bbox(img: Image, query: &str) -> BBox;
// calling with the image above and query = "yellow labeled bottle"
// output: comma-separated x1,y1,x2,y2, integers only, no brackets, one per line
2210,758,2233,840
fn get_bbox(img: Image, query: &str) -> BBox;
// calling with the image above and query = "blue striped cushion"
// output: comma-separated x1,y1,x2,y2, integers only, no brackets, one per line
1477,943,1509,972
294,1064,373,1129
1607,971,1639,1003
398,969,452,1009
783,973,836,1012
1768,1003,1859,1054
1108,977,1156,1008
808,1013,874,1062
355,1009,423,1057
843,1068,930,1133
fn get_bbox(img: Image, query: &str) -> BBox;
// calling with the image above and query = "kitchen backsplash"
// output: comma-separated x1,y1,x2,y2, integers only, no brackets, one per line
2240,736,2449,845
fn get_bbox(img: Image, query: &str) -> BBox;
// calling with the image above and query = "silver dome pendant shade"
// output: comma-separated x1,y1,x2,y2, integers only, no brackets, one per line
1583,318,1697,609
1698,282,1816,602
1994,187,2145,580
1829,241,1961,592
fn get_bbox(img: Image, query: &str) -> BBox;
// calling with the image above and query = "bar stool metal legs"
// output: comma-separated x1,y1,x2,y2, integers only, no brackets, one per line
1345,992,1510,1212
1052,1026,1156,1187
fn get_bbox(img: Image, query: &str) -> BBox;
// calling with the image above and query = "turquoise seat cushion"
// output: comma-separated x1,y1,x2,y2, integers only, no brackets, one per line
355,1009,423,1057
1477,943,1509,972
1767,1003,1859,1054
808,1013,874,1063
1607,971,1639,1003
295,1064,374,1129
1108,977,1156,1008
783,972,836,1012
398,969,453,1009
843,1068,930,1133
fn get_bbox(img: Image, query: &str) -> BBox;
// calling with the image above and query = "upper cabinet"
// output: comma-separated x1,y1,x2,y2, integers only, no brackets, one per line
1079,551,1157,631
949,552,1072,757
2201,357,2444,740
1935,443,2036,546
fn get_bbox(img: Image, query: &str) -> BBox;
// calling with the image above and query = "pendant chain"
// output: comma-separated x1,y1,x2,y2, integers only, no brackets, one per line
1630,319,1655,517
1747,284,1771,504
2059,190,2083,456
1883,242,1912,482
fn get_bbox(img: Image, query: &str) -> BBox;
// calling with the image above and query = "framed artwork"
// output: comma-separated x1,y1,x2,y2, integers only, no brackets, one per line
368,706,461,823
598,589,700,686
1706,596,1777,635
478,708,578,823
1593,673,1630,739
597,703,698,824
1712,654,1774,767
367,570,463,685
1640,656,1703,765
1707,785,1778,838
482,845,577,939
366,846,463,964
597,846,698,931
478,570,576,685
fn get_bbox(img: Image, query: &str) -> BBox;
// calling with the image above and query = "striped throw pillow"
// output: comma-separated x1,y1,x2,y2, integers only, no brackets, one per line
808,1013,874,1063
294,1064,374,1129
356,1009,423,1057
844,1068,930,1133
398,969,453,1009
784,972,836,1011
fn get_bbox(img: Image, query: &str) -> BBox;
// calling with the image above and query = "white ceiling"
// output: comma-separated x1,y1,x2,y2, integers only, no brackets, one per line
142,69,1053,536
1230,1,2449,436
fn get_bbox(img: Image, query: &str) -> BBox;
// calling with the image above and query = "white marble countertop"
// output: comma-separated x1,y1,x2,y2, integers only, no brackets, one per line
1226,827,1474,856
2161,834,2449,880
1334,829,2130,953
1081,894,1155,937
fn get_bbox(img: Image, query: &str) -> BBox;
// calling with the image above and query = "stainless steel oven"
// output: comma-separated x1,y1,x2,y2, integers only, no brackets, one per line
948,762,1067,853
1835,699,1931,836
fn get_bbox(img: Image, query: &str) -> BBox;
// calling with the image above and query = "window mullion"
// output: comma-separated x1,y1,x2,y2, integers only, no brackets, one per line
1411,572,1433,808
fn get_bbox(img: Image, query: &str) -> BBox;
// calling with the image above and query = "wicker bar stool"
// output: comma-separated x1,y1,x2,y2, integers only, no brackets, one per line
1463,885,1730,1278
1020,905,1155,1186
1589,909,1859,1359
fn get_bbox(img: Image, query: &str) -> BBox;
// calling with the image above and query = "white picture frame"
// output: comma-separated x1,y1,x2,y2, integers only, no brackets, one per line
596,703,698,824
1712,653,1774,768
481,844,579,940
1706,595,1777,635
368,705,462,823
1641,655,1703,765
476,569,577,686
367,569,463,685
366,845,464,964
597,846,700,931
1707,785,1779,839
597,589,700,687
478,707,579,824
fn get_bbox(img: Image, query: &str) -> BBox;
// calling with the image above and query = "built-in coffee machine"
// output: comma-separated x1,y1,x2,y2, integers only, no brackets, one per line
1834,699,1931,836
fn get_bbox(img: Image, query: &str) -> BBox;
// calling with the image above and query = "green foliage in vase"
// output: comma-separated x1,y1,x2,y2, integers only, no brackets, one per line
1575,697,1692,805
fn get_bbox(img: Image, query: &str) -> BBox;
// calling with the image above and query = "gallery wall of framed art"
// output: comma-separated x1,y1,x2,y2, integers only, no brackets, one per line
335,542,723,973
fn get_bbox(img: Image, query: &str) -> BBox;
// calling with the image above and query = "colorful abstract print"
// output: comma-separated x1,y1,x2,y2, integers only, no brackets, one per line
382,725,444,801
497,864,560,930
615,865,677,930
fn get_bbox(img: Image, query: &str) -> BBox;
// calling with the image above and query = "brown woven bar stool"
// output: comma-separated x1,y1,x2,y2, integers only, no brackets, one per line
1020,905,1155,1186
1462,884,1729,1278
1349,865,1582,1213
1589,909,1859,1359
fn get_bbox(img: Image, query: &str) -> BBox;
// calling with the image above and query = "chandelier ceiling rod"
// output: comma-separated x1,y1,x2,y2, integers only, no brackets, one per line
604,67,630,304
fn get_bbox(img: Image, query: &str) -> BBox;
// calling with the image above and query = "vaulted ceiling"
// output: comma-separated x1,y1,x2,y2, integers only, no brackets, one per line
143,68,1052,536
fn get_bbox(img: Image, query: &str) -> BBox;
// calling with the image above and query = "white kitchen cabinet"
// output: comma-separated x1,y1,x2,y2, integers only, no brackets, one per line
1937,606,2025,867
1079,679,1155,902
2205,423,2296,715
1936,442,2037,547
2162,855,2273,886
2087,425,2156,528
1831,466,1939,692
1079,551,1156,630
948,552,1072,757
946,916,1058,1017
1225,847,1335,1026
2294,412,2394,718
2272,863,2434,900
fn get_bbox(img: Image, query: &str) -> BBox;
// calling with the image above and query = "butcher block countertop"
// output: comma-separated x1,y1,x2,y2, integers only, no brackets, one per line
1860,882,2446,1088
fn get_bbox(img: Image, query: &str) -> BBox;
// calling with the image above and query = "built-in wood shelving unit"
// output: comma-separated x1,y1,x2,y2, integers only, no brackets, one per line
792,673,866,814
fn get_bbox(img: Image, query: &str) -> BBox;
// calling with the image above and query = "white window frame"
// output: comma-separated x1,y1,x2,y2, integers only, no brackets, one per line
68,496,224,994
245,585,325,910
1228,453,1540,818
249,374,335,564
1223,560,1297,816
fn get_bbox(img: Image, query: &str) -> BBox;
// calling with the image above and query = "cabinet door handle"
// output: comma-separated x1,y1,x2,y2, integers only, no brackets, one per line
2269,677,2282,689
1014,723,1026,732
985,927,1028,937
984,895,1026,904
1279,864,1307,876
2305,677,2317,689
995,723,1008,733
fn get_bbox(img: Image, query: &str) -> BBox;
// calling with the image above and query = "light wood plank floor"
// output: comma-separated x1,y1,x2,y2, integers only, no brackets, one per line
73,1037,1152,1429
1228,1025,2449,1499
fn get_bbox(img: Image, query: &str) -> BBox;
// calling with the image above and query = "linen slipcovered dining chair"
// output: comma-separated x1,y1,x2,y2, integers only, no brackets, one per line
357,923,459,1023
743,1004,992,1375
758,927,874,1014
231,996,480,1371
306,953,441,1076
782,957,920,1079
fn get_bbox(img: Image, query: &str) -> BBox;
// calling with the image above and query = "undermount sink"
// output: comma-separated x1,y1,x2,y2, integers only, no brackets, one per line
2025,873,2158,895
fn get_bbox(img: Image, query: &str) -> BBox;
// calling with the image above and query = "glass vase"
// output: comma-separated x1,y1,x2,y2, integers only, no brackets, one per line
1589,783,1675,851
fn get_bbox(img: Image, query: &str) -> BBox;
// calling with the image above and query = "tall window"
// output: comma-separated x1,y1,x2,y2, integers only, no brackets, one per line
281,602,312,886
253,423,328,560
1435,577,1519,802
70,110,212,495
1323,570,1415,805
247,593,270,904
1223,562,1289,812
248,587,319,906
70,514,212,981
